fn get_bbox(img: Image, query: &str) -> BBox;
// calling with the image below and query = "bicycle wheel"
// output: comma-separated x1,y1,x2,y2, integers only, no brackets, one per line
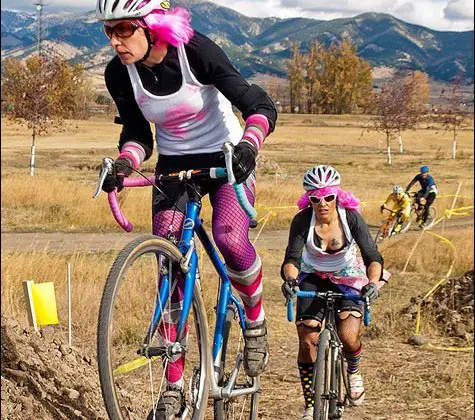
374,219,393,243
330,344,348,419
313,329,332,420
399,216,412,234
97,235,209,420
214,306,259,420
425,206,438,229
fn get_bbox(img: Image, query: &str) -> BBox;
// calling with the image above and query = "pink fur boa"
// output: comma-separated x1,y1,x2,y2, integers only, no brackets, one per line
141,7,194,47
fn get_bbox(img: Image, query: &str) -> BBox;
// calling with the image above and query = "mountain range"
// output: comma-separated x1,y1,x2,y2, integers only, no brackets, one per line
1,0,474,83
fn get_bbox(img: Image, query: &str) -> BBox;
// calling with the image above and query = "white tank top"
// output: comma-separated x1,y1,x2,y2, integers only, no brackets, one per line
126,44,243,156
301,206,357,273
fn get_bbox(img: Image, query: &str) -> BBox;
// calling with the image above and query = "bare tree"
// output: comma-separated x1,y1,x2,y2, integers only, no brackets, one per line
433,73,473,159
370,73,428,165
398,71,430,152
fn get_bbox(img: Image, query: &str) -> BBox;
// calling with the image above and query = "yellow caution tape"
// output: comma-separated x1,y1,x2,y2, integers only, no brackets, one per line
427,343,474,352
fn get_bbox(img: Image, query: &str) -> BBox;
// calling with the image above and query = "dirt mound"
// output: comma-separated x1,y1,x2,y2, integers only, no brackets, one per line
1,316,107,419
402,269,474,341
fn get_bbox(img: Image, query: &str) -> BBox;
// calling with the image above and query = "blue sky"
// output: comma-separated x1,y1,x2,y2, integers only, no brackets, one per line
2,0,474,31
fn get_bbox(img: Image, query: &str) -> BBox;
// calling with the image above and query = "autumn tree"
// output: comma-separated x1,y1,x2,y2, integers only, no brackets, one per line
320,40,373,114
433,73,473,159
288,40,373,114
305,41,323,114
289,41,304,113
1,56,93,175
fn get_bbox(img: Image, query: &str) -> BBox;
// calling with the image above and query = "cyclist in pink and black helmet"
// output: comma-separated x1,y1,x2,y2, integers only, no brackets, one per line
95,0,277,417
281,165,389,419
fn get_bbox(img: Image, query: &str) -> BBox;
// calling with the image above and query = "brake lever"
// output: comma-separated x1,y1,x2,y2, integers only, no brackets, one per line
222,142,236,185
93,157,114,198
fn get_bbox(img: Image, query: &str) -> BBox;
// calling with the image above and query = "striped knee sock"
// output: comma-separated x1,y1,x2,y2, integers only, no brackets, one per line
298,362,315,409
344,344,362,375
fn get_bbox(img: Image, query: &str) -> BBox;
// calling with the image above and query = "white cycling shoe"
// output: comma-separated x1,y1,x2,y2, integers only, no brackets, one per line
348,373,365,406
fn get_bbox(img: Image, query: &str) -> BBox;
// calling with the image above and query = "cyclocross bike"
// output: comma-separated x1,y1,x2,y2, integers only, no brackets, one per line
408,192,437,229
374,207,411,243
94,143,261,420
287,289,370,420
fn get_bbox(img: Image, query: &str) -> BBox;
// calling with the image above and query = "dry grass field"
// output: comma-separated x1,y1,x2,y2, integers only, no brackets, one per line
1,114,474,419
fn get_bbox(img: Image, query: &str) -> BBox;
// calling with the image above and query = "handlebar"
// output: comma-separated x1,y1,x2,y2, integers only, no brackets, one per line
286,289,371,327
93,142,257,232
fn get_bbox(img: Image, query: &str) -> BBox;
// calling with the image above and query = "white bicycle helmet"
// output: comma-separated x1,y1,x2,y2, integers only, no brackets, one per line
393,185,404,194
303,165,341,190
96,0,170,20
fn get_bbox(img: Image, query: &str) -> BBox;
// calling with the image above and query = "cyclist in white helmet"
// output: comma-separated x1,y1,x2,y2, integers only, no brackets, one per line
380,185,412,234
95,1,277,417
281,165,389,419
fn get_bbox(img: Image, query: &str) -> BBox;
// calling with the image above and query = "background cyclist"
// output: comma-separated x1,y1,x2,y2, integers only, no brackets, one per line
95,0,277,417
380,185,411,234
280,165,388,420
405,166,438,228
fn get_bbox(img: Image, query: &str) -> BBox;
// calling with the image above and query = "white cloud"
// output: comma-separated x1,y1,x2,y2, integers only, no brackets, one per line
211,0,474,31
2,0,474,31
444,0,474,21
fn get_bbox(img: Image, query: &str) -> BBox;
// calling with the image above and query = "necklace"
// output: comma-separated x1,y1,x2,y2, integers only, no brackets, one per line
138,63,159,85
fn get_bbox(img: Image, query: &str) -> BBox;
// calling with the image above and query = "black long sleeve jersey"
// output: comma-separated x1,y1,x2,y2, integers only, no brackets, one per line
281,207,383,280
104,31,278,161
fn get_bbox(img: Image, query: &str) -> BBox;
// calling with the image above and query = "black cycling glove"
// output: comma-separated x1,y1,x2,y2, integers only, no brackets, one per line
281,278,297,301
361,282,379,303
101,157,134,193
232,141,257,184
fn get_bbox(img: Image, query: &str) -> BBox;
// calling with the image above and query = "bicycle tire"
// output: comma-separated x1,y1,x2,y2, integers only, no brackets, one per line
97,235,209,420
425,206,438,229
313,329,332,420
374,218,395,243
374,227,386,244
330,341,348,419
399,216,412,234
214,306,259,420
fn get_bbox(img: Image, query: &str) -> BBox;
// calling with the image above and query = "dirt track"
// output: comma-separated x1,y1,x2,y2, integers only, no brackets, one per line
1,216,472,254
2,220,473,419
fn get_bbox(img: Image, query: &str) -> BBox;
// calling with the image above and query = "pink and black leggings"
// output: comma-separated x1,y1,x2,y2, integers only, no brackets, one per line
151,153,265,386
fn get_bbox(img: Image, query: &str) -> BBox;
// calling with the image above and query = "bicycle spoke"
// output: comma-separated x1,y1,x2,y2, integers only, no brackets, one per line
98,236,209,420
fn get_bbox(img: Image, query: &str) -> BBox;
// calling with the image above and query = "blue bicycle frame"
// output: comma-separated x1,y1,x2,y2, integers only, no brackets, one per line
147,196,247,373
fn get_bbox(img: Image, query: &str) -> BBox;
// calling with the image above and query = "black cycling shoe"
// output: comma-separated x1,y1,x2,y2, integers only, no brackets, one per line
243,320,269,377
147,385,184,420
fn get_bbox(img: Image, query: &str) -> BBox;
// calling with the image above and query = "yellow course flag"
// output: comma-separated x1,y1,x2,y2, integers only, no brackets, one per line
31,282,59,326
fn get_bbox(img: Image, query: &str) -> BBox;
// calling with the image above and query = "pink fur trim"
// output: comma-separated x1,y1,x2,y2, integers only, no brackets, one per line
297,186,361,211
142,8,194,47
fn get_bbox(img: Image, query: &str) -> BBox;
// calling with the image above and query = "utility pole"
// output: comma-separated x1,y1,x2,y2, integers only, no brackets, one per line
35,0,43,57
30,0,44,176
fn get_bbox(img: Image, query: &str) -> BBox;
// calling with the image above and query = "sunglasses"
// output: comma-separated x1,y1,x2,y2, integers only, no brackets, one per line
309,194,337,205
104,22,140,39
